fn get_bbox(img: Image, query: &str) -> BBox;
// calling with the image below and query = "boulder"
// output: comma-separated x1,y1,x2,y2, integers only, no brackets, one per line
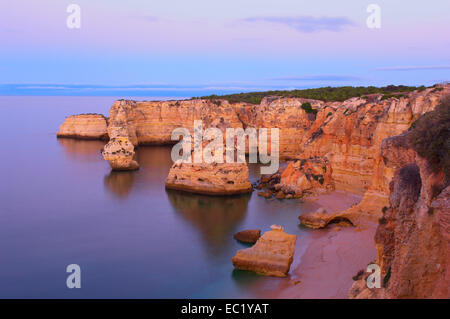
234,229,261,244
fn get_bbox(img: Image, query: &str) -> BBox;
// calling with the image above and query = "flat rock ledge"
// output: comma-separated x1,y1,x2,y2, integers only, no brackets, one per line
165,161,252,196
299,208,355,229
232,225,297,277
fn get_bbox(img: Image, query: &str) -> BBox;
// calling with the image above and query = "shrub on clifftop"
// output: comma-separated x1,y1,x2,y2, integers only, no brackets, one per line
408,96,450,180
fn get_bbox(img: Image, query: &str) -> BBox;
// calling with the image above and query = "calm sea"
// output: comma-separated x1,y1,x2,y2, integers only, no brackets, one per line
0,96,317,298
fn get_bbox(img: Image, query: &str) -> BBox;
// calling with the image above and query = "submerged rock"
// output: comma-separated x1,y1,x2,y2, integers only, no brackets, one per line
234,229,261,244
232,225,297,277
165,162,252,195
57,114,108,140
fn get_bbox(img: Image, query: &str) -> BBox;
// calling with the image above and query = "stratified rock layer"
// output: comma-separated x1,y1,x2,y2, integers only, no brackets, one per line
165,162,252,195
232,226,297,277
58,85,449,207
57,114,108,140
107,99,245,146
349,105,450,298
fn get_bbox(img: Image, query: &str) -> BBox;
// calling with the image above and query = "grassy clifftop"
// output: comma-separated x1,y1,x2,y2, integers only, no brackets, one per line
195,85,428,104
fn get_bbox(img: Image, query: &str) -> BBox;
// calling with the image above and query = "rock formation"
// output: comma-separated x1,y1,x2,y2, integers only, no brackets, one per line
232,225,297,277
349,99,449,298
299,208,355,229
165,161,252,195
101,137,139,171
57,114,108,140
101,99,246,172
234,229,261,244
57,85,449,204
279,157,333,195
105,99,244,146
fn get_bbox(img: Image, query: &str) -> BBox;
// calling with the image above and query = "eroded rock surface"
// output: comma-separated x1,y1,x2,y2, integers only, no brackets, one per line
57,114,108,140
58,85,450,209
165,161,252,195
350,99,450,298
232,225,297,277
101,137,139,171
299,208,355,229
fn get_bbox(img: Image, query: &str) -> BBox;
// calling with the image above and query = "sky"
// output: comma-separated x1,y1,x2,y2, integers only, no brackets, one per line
0,0,449,96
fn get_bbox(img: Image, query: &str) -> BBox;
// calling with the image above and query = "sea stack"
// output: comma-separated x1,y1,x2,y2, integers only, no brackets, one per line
165,161,252,195
101,137,139,171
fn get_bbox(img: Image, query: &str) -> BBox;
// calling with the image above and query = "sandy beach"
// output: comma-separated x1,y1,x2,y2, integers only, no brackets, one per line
261,191,378,299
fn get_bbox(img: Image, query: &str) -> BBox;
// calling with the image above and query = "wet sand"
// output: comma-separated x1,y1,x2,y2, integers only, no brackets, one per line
262,191,378,299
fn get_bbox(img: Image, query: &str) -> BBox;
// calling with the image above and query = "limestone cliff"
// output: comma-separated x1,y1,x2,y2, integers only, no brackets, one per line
57,85,449,203
239,86,449,216
57,114,108,140
107,99,244,146
349,99,449,298
101,99,245,170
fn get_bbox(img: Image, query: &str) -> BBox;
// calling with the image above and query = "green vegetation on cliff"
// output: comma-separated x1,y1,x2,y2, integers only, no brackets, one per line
408,97,450,180
195,85,427,104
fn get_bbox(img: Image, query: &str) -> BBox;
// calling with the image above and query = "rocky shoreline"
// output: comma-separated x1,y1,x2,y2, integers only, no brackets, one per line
57,84,450,298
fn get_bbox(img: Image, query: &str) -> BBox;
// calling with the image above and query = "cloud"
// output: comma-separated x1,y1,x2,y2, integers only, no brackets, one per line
242,16,356,33
375,66,450,71
270,75,362,82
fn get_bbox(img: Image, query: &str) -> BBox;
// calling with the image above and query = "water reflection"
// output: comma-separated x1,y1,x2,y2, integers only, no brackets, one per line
57,138,105,162
104,171,137,198
167,190,251,255
103,146,173,198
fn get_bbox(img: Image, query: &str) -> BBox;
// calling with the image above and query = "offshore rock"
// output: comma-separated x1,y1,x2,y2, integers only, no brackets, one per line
57,114,108,140
101,137,139,171
165,161,252,195
232,225,297,277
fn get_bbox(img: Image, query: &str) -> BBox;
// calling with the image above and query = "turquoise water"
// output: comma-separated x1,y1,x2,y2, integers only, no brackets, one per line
0,96,314,298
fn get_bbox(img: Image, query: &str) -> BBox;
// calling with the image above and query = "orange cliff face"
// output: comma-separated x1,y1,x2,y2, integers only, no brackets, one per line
101,99,246,171
106,99,245,146
57,114,108,140
236,85,449,215
349,110,449,298
56,85,450,201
